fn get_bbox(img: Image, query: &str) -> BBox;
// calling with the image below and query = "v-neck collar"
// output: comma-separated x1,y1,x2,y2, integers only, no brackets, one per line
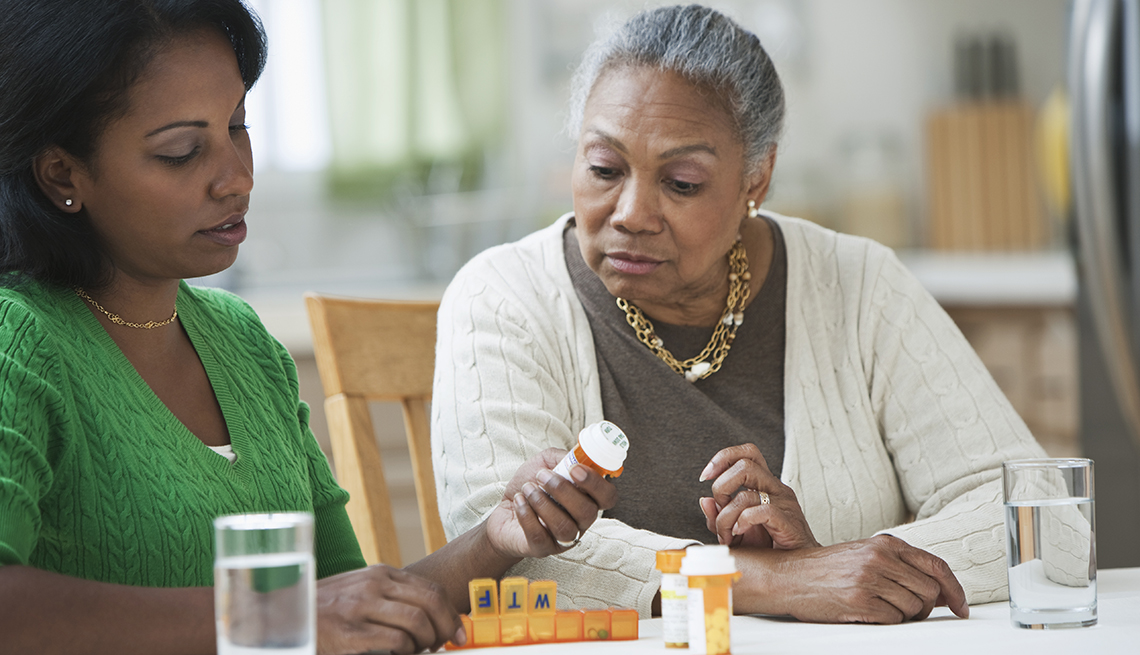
70,282,250,479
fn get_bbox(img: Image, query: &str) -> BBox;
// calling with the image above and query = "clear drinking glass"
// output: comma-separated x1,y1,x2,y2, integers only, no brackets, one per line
1003,458,1096,629
214,513,316,654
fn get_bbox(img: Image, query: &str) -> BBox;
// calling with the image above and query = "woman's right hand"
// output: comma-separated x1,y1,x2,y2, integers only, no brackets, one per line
316,564,463,655
485,447,618,560
734,534,970,623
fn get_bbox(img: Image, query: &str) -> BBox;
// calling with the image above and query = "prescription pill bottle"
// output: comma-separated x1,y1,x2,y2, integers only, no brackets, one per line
656,550,688,648
681,545,739,655
552,420,629,480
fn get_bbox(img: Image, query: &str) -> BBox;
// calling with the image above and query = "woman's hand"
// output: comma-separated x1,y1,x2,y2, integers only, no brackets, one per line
316,564,463,655
401,449,618,617
698,443,818,549
734,534,970,623
485,448,618,559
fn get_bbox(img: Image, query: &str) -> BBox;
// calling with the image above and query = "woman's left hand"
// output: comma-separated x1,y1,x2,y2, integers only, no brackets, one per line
484,448,618,560
699,443,819,550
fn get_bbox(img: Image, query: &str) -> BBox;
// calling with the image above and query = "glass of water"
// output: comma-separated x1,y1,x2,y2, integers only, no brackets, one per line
1003,458,1096,629
214,513,316,654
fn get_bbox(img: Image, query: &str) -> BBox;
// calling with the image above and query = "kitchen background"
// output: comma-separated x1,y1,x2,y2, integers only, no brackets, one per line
224,0,1074,562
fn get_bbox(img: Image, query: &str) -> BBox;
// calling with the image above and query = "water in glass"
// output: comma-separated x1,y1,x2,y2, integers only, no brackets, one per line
1005,497,1097,628
215,552,316,654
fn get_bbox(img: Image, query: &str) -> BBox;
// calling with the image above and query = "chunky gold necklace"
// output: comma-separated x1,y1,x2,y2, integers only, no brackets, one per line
616,238,750,382
75,288,178,330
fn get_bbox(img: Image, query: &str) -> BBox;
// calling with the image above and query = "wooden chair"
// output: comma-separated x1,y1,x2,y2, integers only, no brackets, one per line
304,292,447,567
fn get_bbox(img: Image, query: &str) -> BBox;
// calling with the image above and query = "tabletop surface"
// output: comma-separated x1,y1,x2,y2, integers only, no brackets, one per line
457,567,1140,655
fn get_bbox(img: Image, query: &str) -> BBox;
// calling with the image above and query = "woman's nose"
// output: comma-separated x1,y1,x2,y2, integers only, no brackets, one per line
210,138,254,200
610,179,662,233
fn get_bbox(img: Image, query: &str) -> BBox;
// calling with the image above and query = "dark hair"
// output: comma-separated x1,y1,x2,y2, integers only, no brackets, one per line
0,0,266,290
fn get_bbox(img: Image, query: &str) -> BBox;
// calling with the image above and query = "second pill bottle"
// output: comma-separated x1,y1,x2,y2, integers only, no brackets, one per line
656,549,688,648
681,545,740,655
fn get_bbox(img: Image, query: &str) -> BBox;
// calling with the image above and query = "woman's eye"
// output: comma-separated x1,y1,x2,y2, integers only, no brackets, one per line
229,123,250,133
668,179,700,195
156,146,200,166
589,165,619,180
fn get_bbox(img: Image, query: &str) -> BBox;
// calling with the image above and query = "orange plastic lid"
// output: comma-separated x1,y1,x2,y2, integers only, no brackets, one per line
656,549,686,574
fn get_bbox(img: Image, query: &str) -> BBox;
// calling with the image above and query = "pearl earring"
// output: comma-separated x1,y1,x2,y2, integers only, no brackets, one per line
64,199,73,207
747,199,759,218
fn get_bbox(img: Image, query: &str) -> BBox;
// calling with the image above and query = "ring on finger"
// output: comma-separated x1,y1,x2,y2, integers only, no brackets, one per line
555,530,582,549
758,491,771,505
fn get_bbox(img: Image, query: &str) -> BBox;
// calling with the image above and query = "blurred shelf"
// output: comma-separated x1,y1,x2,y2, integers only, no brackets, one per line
897,249,1076,307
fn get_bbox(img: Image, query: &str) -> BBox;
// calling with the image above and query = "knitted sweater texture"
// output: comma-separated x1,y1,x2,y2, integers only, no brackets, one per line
0,280,365,585
432,213,1046,617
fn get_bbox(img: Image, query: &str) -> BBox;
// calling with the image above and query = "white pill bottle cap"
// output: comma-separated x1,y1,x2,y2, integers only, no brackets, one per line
579,420,630,472
679,545,737,577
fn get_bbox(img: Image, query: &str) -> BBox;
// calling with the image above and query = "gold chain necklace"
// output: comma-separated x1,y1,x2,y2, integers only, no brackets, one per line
75,288,178,330
616,238,751,382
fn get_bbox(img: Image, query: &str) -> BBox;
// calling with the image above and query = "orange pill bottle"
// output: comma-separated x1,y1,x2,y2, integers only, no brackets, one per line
552,421,629,480
681,545,739,655
656,550,688,648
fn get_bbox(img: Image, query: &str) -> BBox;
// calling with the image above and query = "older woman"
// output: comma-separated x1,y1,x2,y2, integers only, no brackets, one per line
0,2,614,653
433,4,1045,624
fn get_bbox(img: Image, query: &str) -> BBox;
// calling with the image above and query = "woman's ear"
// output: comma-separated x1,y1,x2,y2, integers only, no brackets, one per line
33,147,85,213
746,148,778,207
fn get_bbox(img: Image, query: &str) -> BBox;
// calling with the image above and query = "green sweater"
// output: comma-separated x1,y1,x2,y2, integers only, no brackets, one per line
0,280,366,585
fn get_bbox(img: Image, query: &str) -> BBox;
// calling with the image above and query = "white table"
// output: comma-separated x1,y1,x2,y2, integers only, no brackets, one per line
459,568,1140,654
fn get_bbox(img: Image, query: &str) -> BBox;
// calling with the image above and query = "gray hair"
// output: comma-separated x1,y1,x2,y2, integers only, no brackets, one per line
568,4,785,174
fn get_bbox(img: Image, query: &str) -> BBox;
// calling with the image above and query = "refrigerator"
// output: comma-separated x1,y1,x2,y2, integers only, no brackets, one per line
1070,0,1140,567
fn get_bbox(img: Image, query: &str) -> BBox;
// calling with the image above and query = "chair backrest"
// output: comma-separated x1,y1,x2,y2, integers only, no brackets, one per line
304,292,446,567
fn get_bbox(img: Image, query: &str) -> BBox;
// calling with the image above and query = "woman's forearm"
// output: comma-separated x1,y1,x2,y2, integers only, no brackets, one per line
404,520,521,614
0,565,215,655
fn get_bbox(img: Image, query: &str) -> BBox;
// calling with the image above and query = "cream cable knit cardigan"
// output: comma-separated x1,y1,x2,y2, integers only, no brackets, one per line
432,212,1045,617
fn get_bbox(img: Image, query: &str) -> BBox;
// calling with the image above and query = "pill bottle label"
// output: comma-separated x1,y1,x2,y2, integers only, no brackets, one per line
688,587,707,654
660,573,688,647
687,585,732,655
551,449,581,481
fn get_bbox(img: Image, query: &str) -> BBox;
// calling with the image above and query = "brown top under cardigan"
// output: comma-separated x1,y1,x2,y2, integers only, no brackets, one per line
563,219,788,542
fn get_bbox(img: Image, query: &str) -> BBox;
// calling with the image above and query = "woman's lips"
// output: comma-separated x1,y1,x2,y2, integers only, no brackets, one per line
197,215,247,247
607,252,662,275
